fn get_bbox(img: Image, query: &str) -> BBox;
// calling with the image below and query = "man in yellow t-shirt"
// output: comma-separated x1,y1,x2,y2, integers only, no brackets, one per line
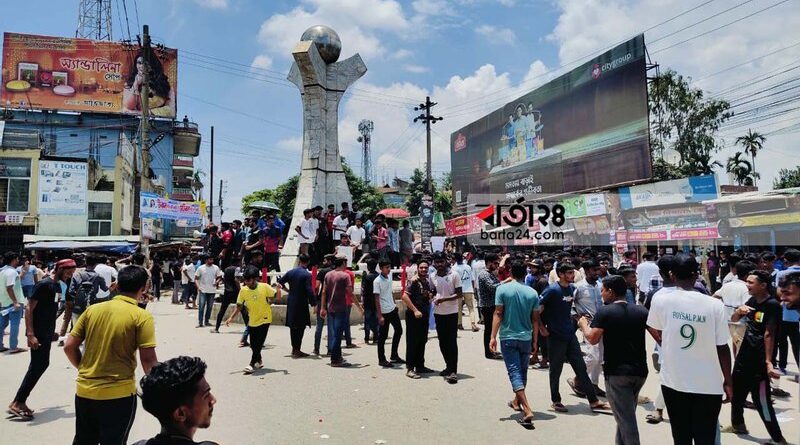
64,265,158,445
226,265,281,374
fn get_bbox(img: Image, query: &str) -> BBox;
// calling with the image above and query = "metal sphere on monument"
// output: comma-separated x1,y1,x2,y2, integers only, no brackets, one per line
300,25,342,64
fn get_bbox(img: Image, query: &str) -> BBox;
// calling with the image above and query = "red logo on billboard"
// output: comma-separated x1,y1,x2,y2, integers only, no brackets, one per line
454,133,467,152
591,64,602,80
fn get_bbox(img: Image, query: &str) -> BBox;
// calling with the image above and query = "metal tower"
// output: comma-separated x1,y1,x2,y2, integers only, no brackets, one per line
76,0,113,40
357,119,374,185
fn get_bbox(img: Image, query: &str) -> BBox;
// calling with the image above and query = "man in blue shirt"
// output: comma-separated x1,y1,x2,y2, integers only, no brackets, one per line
16,257,39,299
773,249,800,374
540,262,610,413
490,258,540,427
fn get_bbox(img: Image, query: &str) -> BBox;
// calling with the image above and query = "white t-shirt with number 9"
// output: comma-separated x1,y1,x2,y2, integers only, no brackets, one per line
647,288,729,395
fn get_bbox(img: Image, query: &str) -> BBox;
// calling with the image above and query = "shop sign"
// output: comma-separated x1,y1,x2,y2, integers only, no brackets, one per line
0,214,24,224
628,230,668,242
728,211,800,228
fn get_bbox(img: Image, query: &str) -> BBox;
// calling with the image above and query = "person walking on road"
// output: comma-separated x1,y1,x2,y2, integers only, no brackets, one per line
7,259,77,420
194,256,222,328
490,259,540,427
374,260,404,368
577,275,650,445
226,266,280,374
64,265,159,444
430,253,463,384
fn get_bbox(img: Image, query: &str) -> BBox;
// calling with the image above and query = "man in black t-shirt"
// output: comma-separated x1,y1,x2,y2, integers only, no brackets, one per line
361,259,380,344
578,275,649,445
213,265,240,333
136,356,219,445
723,270,786,443
8,259,77,420
400,258,436,379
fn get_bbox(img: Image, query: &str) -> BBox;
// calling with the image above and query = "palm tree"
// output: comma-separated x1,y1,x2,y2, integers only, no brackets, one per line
735,129,766,185
726,152,756,186
191,170,206,201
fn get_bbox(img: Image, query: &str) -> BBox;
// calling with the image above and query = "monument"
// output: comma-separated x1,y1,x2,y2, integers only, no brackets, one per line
279,25,367,271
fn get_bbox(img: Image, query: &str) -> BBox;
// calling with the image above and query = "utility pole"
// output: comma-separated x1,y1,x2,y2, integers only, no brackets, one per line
138,24,151,255
218,179,224,221
209,125,214,224
414,96,443,195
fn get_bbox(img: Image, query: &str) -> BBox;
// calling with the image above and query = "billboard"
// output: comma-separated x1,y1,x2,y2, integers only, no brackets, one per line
140,192,202,226
38,160,88,215
618,174,718,210
451,35,650,204
2,32,177,117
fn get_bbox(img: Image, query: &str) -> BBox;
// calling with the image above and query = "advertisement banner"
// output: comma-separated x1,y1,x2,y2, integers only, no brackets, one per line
444,213,484,237
562,193,606,219
627,230,669,242
140,192,201,225
670,227,719,240
38,160,87,215
420,195,434,248
2,32,177,117
451,35,650,203
619,175,718,210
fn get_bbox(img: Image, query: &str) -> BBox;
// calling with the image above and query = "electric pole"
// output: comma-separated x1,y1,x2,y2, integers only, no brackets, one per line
139,25,151,193
209,125,214,224
414,96,443,195
218,179,224,221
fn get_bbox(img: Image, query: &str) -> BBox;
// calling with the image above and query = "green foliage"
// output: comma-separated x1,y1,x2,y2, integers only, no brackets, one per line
649,69,732,180
725,152,757,186
240,158,385,219
435,172,453,219
773,165,800,189
735,129,766,181
405,167,430,217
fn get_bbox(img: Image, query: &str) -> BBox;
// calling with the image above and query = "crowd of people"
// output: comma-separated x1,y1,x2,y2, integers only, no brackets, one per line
1,237,799,444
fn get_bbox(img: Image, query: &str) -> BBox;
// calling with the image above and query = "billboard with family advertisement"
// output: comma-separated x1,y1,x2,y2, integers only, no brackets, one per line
2,32,177,117
450,35,650,205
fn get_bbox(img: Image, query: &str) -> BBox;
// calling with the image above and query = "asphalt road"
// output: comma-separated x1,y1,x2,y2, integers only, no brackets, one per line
1,298,798,445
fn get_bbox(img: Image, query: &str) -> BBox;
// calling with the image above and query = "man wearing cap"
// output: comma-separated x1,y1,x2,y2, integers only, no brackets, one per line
7,259,77,420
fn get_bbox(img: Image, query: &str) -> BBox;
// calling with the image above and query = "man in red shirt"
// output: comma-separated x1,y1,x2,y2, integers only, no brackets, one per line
262,215,283,274
220,222,234,268
320,257,353,367
343,265,363,348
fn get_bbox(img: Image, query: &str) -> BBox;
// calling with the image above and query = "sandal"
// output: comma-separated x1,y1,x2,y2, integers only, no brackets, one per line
7,407,33,420
645,413,663,424
517,414,535,428
591,402,612,413
551,402,568,413
508,401,522,412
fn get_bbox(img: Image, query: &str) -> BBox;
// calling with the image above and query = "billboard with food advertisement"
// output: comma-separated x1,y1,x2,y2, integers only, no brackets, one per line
2,32,177,117
450,35,650,206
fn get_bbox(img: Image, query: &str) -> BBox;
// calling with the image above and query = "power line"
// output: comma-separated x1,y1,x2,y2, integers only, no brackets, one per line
646,0,754,46
179,93,301,132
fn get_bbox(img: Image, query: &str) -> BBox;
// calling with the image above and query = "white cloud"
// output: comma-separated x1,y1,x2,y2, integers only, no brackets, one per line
256,0,410,61
412,0,455,16
193,0,229,9
496,0,515,5
276,136,303,153
475,25,516,45
391,49,414,60
404,64,429,73
546,0,800,189
250,54,273,71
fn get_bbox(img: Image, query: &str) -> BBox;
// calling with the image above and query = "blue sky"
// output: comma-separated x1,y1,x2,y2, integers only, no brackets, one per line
2,0,799,221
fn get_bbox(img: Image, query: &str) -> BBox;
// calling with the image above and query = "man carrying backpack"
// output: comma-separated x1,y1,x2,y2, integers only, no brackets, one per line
58,256,108,345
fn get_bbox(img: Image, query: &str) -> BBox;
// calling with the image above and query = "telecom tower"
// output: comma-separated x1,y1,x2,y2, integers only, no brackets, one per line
357,119,374,185
76,0,113,40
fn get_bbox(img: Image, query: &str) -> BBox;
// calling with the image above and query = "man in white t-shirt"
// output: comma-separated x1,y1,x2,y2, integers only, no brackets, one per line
0,252,26,353
345,219,366,261
453,255,478,332
374,260,403,367
647,254,732,445
93,257,118,301
429,253,463,384
295,209,316,256
332,210,350,245
636,252,660,295
194,256,222,328
712,259,757,355
181,258,197,308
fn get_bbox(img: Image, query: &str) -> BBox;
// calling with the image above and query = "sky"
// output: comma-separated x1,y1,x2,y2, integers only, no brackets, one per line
1,0,799,221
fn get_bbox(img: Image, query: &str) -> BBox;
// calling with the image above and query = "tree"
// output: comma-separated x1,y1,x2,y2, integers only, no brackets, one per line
405,167,431,217
773,165,800,189
240,158,385,220
649,69,732,180
735,129,766,185
435,172,453,219
725,152,756,186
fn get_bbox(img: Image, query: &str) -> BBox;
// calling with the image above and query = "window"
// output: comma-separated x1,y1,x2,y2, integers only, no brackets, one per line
88,202,112,236
0,158,31,213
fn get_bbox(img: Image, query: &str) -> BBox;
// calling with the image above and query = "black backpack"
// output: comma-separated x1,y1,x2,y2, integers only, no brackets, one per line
72,271,101,315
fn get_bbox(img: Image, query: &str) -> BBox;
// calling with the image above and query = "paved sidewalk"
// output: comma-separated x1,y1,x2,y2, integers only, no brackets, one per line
1,300,798,444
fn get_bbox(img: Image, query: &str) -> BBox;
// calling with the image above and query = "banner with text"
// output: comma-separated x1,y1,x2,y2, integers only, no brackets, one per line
38,160,87,215
140,192,201,225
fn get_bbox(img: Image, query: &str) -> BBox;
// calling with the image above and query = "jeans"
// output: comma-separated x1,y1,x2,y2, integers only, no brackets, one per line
152,280,161,301
172,282,181,304
198,292,215,326
363,308,379,342
345,306,353,345
501,339,532,391
377,308,403,362
314,307,326,353
731,369,784,442
14,332,52,403
0,305,24,350
661,385,722,445
480,306,495,357
241,307,250,343
434,313,458,374
605,375,646,445
547,335,598,403
776,320,799,370
73,395,137,445
215,292,236,331
327,311,348,362
181,283,195,304
249,324,269,366
405,306,430,371
22,285,34,299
